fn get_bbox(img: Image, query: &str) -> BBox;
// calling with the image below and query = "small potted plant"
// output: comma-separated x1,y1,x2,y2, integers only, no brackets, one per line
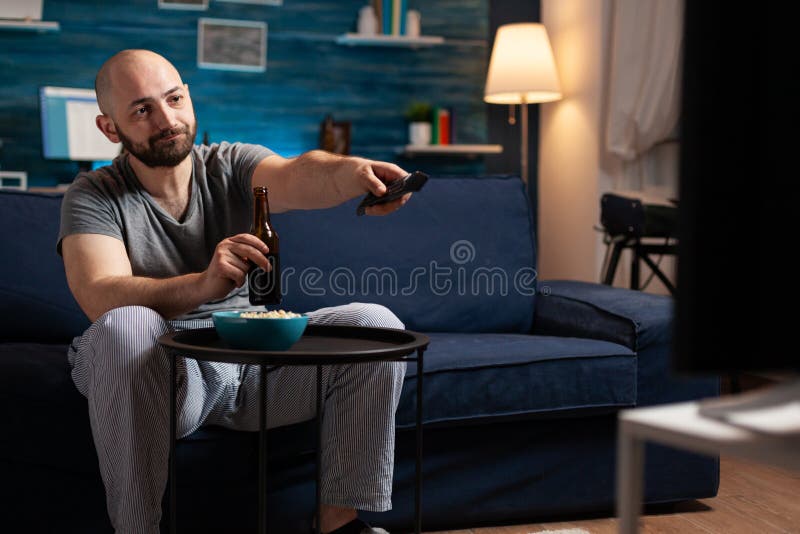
404,101,432,146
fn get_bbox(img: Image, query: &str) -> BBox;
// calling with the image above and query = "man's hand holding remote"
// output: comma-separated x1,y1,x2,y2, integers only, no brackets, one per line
357,171,429,216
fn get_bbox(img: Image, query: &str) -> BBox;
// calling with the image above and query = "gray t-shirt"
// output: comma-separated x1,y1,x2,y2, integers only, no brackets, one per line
58,141,275,319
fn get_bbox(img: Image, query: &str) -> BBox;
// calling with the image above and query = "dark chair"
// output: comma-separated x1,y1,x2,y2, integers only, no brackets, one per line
598,193,679,294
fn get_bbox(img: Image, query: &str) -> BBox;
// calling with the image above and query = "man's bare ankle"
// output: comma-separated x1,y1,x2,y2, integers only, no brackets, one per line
319,505,357,533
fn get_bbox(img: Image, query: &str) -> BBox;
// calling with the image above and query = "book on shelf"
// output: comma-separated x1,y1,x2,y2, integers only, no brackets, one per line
430,106,453,145
392,0,401,35
372,0,383,34
378,0,412,36
439,108,450,146
382,0,391,35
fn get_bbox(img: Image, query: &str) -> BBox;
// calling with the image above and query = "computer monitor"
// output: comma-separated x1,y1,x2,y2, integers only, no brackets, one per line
39,86,121,169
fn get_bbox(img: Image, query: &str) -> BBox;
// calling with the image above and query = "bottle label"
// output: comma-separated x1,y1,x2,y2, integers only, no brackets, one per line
248,255,281,304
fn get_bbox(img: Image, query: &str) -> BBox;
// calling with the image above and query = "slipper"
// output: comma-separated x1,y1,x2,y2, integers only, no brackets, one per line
320,517,389,534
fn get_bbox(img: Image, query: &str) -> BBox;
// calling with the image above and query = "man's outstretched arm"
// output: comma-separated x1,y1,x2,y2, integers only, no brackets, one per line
252,150,411,215
62,232,271,322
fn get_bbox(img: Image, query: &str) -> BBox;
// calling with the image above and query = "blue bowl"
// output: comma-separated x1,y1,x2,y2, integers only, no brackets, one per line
212,311,309,351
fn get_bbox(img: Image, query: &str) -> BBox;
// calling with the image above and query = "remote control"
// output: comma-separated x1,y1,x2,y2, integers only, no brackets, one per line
356,171,429,216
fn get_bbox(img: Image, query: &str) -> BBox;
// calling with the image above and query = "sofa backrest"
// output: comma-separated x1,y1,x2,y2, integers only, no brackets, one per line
275,176,537,333
0,175,536,341
0,191,89,342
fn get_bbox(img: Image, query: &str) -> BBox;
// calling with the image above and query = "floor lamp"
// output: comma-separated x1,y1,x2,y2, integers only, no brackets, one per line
484,23,562,186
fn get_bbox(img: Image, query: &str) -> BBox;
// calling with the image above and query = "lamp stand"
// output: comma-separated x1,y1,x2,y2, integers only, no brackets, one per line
520,94,528,187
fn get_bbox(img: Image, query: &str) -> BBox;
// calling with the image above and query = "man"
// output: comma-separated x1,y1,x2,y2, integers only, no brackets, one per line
58,49,412,534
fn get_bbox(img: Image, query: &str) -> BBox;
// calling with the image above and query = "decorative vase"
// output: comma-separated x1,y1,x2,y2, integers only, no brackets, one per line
406,10,421,38
408,122,431,146
358,5,378,36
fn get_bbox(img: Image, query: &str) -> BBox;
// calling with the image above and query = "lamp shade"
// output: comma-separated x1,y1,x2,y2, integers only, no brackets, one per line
484,23,562,104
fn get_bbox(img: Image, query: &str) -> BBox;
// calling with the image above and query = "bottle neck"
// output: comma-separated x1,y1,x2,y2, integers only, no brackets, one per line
252,192,272,230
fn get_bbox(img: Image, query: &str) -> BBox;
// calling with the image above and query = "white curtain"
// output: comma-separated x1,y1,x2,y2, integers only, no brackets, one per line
604,0,684,199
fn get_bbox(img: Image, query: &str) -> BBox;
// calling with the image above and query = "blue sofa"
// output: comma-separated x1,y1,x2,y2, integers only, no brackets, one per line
0,176,718,533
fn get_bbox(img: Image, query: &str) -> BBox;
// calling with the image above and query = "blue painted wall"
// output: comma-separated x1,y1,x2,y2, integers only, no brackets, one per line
0,0,491,187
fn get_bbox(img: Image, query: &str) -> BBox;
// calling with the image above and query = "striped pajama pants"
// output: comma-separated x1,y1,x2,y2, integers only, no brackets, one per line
67,302,406,534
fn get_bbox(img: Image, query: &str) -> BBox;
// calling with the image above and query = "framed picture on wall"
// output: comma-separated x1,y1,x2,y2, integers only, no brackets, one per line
198,18,267,72
158,0,208,10
319,116,351,155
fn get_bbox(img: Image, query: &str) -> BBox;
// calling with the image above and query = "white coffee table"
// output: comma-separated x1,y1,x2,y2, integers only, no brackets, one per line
616,383,800,533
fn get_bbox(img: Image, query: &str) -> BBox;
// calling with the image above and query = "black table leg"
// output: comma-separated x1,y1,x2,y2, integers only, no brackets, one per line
315,365,322,534
415,349,425,534
170,351,176,534
259,364,268,534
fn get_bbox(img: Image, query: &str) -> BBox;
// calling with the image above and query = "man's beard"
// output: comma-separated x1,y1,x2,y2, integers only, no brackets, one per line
116,120,197,168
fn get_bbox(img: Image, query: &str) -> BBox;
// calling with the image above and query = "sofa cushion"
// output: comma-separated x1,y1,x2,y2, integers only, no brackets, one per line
274,176,537,334
0,191,89,342
0,177,536,337
395,333,636,428
0,342,96,472
3,333,635,474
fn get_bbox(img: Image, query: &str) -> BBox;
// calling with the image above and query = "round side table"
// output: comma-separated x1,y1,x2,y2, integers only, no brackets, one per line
158,324,429,534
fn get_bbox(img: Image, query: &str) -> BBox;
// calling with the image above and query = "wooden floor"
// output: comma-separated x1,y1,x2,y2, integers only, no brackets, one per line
428,455,800,534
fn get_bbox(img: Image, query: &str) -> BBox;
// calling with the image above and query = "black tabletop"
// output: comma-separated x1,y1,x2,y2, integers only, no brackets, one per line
157,325,429,365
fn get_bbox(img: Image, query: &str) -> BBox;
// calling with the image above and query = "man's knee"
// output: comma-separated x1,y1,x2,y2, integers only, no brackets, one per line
94,305,167,339
350,303,405,329
86,305,169,374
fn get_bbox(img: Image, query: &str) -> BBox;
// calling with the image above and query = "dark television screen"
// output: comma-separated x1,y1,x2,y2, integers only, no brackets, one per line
672,3,792,375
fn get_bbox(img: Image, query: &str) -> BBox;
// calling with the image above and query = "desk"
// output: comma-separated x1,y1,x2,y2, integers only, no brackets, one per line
616,394,800,534
159,325,429,534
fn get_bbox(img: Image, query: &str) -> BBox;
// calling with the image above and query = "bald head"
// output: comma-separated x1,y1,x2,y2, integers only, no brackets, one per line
95,49,183,116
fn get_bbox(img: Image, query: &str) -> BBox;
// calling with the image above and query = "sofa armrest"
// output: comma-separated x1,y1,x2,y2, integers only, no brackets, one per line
532,280,672,352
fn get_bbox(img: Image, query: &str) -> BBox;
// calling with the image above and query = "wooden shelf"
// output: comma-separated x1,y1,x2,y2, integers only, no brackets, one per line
27,185,70,193
399,144,503,157
0,19,60,32
335,33,444,47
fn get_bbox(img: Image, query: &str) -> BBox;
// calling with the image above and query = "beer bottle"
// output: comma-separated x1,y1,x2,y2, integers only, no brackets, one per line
248,186,281,305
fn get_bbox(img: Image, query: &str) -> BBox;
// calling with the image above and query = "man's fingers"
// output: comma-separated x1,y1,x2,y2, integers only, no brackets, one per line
228,233,270,254
364,161,407,197
215,264,242,288
372,160,407,182
225,252,251,273
224,267,246,287
365,194,411,216
367,173,387,196
228,242,270,270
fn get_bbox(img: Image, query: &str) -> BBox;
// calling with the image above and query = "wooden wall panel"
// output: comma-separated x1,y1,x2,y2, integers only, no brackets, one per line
0,0,490,187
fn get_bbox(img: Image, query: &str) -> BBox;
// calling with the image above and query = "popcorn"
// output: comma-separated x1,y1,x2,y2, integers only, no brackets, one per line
240,310,303,319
